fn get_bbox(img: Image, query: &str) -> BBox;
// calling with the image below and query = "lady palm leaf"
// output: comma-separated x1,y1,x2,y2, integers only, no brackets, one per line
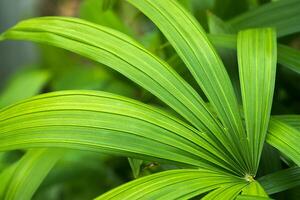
267,119,300,166
96,169,247,200
259,166,300,195
128,0,249,171
0,0,299,199
0,91,225,169
1,149,63,200
227,0,300,37
208,34,300,74
1,17,219,135
237,28,277,174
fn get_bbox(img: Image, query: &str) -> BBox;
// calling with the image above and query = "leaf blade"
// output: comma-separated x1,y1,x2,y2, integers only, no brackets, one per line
128,0,248,175
95,169,245,200
4,149,63,200
259,167,300,195
266,118,300,166
0,90,237,173
0,16,219,138
227,0,300,37
237,28,277,174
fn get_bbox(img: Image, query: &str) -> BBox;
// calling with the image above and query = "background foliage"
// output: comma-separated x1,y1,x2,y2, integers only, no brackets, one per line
0,0,299,199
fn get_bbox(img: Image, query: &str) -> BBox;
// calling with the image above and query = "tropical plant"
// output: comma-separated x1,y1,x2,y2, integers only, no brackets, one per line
0,0,299,199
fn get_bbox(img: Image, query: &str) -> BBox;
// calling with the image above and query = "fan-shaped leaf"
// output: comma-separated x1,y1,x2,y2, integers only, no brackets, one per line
128,0,249,175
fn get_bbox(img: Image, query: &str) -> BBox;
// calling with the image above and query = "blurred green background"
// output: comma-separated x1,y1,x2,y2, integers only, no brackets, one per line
0,0,299,199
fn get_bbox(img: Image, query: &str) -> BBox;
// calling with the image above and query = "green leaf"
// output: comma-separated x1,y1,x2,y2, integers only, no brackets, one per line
0,163,17,199
128,0,249,174
237,28,277,174
259,167,300,195
95,169,246,200
0,90,238,173
0,70,49,108
277,46,300,74
273,115,300,131
207,12,241,103
241,181,268,197
128,158,143,178
266,118,300,166
3,149,63,200
236,195,272,200
208,34,300,75
0,16,221,141
227,0,300,37
202,182,248,200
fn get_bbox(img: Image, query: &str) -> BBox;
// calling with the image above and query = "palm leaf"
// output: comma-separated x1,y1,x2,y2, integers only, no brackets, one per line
266,118,300,166
236,195,272,200
3,149,63,200
128,158,143,178
0,163,17,198
128,0,249,174
241,181,268,197
0,70,49,108
0,90,241,174
202,182,248,200
237,28,277,174
95,169,246,200
227,0,300,37
277,45,300,74
273,115,300,131
208,34,300,75
0,16,220,139
259,167,300,195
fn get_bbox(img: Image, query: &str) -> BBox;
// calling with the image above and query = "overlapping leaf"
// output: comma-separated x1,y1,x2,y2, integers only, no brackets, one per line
0,90,241,174
3,149,63,200
208,34,300,75
95,169,246,200
273,115,300,131
0,16,221,138
266,118,300,166
0,70,49,108
128,0,249,174
227,0,300,37
259,167,300,195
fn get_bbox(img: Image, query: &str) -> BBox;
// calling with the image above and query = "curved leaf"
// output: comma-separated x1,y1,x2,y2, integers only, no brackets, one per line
227,0,300,37
0,90,239,173
202,182,248,200
95,169,246,200
259,167,300,195
4,149,63,200
128,0,249,175
0,70,49,108
277,45,300,74
273,115,300,131
266,118,300,166
0,16,220,138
